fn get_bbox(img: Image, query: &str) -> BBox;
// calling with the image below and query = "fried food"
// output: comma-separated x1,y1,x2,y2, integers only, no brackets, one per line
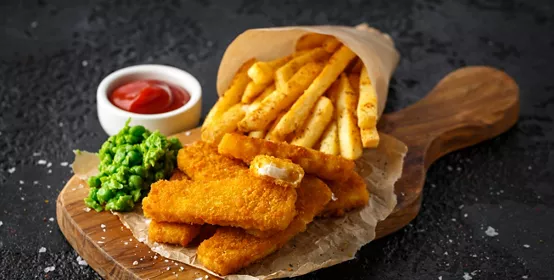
169,169,188,181
218,133,355,182
318,122,339,155
275,48,328,92
148,220,202,247
273,45,357,138
250,155,304,188
203,58,255,129
197,176,332,275
320,170,370,217
201,103,247,144
143,175,297,231
247,56,292,85
361,127,380,148
290,96,334,148
295,33,332,51
242,81,270,104
239,62,324,132
177,141,246,181
357,66,378,129
336,74,363,160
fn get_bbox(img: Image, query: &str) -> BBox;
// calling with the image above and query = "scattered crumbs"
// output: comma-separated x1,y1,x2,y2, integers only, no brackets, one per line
459,204,464,209
82,60,88,67
523,244,530,248
154,256,158,259
101,224,106,228
485,226,499,237
447,165,453,171
101,237,106,240
48,217,54,222
60,162,69,166
463,272,473,280
33,152,41,156
8,167,16,173
166,267,171,271
185,131,192,136
76,256,88,266
30,21,38,28
83,207,91,212
464,213,468,218
133,261,139,266
48,169,52,174
331,193,338,201
44,265,56,273
180,266,184,271
38,160,47,165
124,242,128,245
528,166,532,170
19,180,24,185
47,185,51,189
39,247,47,253
97,241,105,244
103,229,106,232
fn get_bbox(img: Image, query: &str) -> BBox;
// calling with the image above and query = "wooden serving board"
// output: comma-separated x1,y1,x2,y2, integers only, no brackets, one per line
57,66,519,279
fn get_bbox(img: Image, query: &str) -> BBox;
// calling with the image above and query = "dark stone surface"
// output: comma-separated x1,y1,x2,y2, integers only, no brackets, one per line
0,0,552,279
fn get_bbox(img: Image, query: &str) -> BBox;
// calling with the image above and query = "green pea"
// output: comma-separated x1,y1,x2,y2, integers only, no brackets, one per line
130,188,142,202
97,187,114,204
130,125,146,137
129,175,143,189
127,150,142,166
87,176,101,188
130,166,144,176
113,149,126,164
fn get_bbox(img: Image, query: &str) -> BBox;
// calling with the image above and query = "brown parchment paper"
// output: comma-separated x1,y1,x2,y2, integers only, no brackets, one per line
73,24,407,279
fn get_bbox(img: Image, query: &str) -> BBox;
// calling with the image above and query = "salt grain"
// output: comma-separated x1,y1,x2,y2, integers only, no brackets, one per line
185,131,192,136
47,162,52,168
444,251,448,255
82,60,88,67
101,224,106,228
154,256,158,259
522,276,528,279
38,160,47,165
48,169,52,173
47,185,51,189
523,244,530,248
0,221,3,227
33,152,41,156
133,261,139,265
101,237,106,240
48,217,54,222
76,256,88,266
60,162,69,167
97,241,105,244
447,166,453,171
8,167,16,173
44,265,56,273
21,197,25,201
39,247,47,253
30,21,38,28
83,207,91,212
485,226,499,237
331,193,338,201
463,272,473,280
464,213,468,218
166,267,170,271
124,242,128,245
19,180,24,185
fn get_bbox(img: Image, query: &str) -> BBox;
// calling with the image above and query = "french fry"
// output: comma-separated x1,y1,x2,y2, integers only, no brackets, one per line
349,58,363,73
357,66,378,129
203,58,255,129
290,96,334,148
295,33,332,51
248,130,266,139
318,122,339,155
242,81,270,103
348,73,360,96
265,112,286,142
239,62,324,132
201,104,247,145
247,56,291,85
322,37,341,53
273,45,357,138
336,74,363,160
248,84,275,112
275,48,329,92
360,127,380,148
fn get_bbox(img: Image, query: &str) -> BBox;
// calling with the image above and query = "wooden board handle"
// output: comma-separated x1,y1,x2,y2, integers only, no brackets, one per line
379,66,519,169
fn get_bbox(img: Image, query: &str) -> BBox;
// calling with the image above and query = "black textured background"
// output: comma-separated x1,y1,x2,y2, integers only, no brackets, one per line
1,0,553,279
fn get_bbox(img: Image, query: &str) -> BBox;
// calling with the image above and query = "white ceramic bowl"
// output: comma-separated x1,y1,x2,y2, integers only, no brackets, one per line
97,64,202,136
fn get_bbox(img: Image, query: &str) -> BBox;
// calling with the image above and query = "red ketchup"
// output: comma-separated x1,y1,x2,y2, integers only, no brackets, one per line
109,80,190,114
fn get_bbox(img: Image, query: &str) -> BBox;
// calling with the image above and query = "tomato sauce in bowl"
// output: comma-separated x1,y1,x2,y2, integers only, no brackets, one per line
109,80,191,114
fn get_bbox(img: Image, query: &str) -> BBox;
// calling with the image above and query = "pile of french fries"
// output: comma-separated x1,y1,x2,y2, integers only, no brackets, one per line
202,33,379,160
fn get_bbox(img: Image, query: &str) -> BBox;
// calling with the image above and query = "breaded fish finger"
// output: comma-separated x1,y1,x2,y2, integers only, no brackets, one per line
320,170,370,217
197,176,332,275
218,133,355,182
142,176,297,232
177,141,246,180
249,155,304,188
148,220,202,247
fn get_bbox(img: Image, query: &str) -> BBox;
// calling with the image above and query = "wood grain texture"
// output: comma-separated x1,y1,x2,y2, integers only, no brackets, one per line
57,66,519,279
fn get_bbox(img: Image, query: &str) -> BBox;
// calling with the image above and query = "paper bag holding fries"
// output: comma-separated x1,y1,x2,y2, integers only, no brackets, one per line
117,24,408,279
